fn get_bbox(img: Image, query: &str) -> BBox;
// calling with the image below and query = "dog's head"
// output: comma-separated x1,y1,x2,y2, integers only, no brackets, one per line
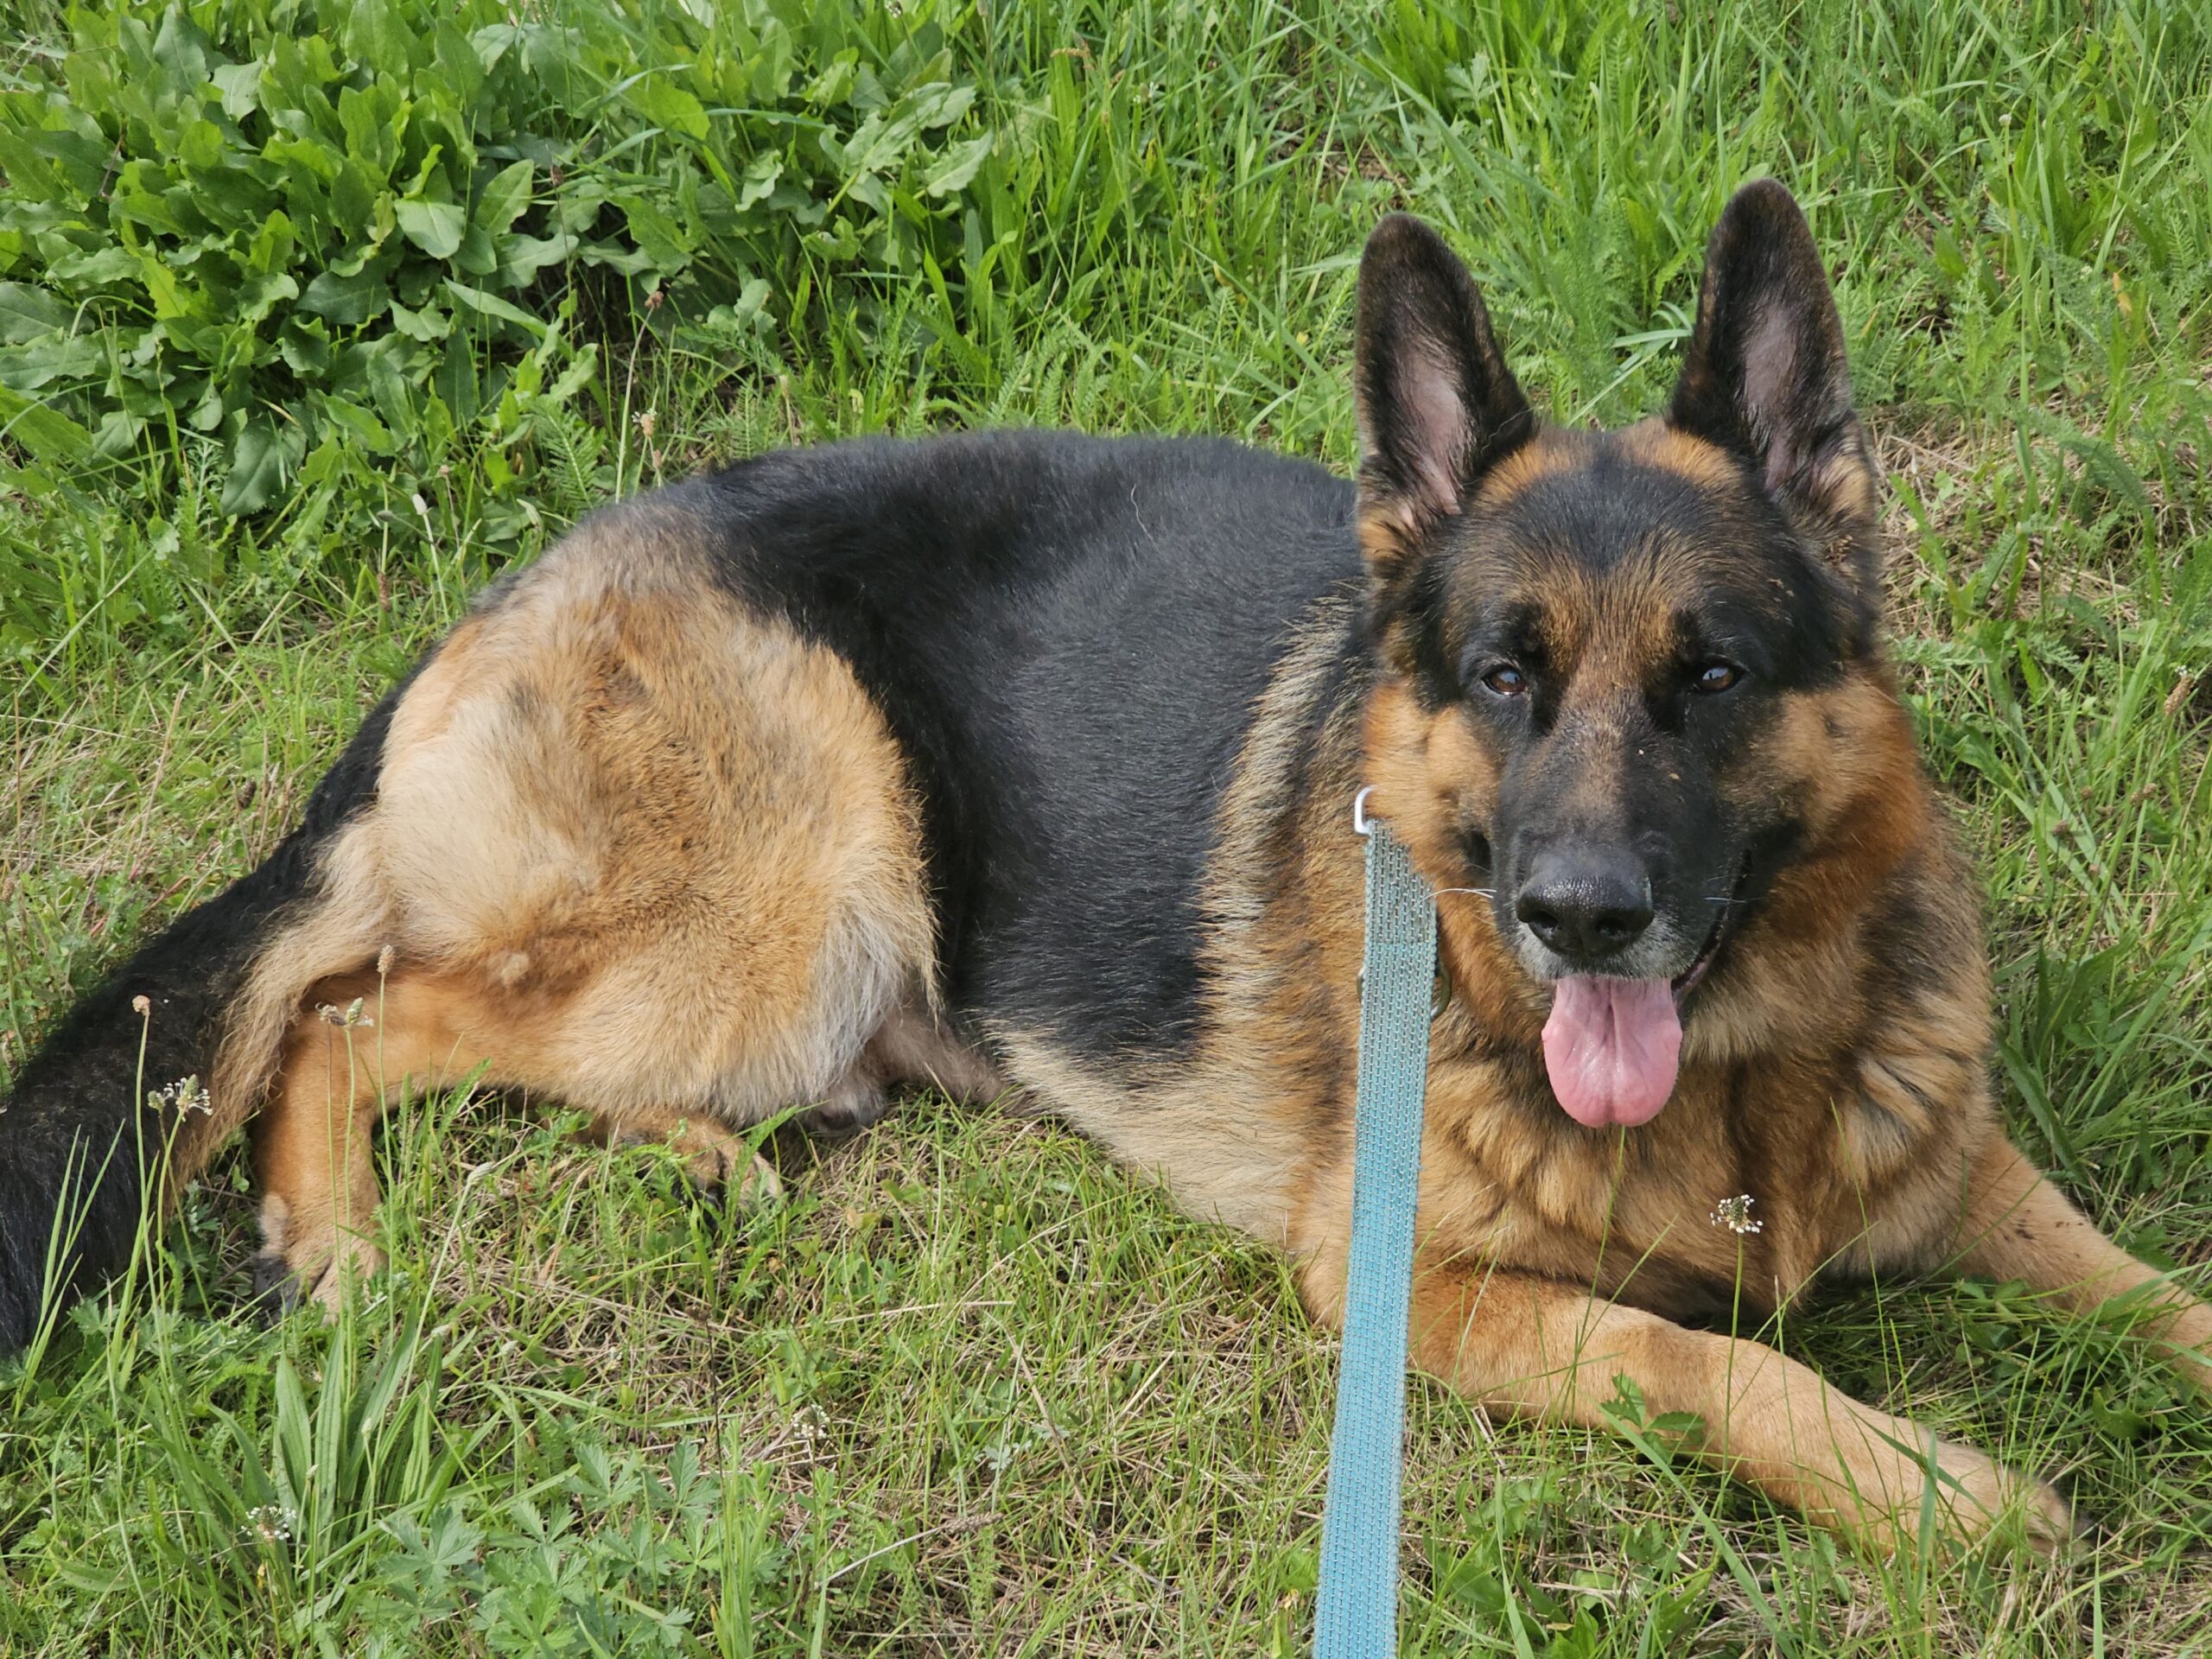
1357,181,1905,1129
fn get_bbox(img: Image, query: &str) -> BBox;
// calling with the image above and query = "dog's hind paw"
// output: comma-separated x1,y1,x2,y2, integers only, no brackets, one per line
245,1232,385,1321
798,1073,893,1141
246,1249,303,1320
603,1115,784,1206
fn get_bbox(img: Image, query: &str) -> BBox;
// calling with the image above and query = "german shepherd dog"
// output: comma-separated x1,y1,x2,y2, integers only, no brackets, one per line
3,181,2204,1552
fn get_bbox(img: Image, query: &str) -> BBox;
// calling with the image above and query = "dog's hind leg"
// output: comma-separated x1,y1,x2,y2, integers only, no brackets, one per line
246,519,938,1311
251,1024,386,1313
250,968,508,1312
251,965,803,1311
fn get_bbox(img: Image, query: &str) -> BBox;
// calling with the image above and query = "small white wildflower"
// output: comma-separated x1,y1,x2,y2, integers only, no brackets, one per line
316,998,374,1030
1710,1194,1762,1236
148,1076,213,1116
243,1503,296,1546
131,995,151,1018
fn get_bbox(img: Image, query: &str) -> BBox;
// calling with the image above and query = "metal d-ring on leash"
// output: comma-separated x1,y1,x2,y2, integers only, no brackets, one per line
1314,787,1438,1657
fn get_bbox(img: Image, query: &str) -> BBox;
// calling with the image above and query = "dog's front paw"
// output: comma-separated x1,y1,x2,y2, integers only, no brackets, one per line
1948,1452,2075,1557
1839,1438,2075,1559
2152,1300,2212,1396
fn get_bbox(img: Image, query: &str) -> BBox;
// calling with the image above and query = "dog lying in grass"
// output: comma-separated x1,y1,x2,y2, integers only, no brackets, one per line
4,179,2203,1553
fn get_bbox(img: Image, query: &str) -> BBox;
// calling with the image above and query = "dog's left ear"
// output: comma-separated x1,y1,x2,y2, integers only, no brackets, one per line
1669,181,1879,600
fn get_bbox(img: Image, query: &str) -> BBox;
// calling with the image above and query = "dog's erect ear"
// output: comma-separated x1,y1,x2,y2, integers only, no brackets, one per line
1355,214,1535,562
1669,181,1879,592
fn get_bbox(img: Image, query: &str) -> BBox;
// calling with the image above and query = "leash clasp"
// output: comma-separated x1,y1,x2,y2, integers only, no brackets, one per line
1351,785,1376,837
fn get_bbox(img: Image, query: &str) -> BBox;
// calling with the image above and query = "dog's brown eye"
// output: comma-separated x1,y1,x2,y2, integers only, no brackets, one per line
1694,662,1742,695
1481,664,1529,697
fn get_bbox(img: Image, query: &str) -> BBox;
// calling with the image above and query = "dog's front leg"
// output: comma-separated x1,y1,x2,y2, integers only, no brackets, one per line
1390,1262,2071,1554
1951,1132,2212,1392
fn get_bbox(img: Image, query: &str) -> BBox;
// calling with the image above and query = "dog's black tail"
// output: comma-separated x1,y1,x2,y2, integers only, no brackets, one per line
0,685,407,1358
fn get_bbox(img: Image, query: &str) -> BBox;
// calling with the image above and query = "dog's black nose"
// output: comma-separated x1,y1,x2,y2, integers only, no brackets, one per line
1515,853,1653,963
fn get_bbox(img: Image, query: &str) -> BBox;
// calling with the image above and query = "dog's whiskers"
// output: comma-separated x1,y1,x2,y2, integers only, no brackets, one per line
1434,887,1495,898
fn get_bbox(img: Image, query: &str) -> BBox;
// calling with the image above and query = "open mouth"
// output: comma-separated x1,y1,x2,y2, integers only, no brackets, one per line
1540,853,1758,1130
1670,852,1754,1006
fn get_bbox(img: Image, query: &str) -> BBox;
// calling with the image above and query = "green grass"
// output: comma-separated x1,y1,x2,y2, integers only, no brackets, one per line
5,0,2212,1650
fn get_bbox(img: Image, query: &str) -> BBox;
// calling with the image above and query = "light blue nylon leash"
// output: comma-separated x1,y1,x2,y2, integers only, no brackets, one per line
1313,788,1436,1656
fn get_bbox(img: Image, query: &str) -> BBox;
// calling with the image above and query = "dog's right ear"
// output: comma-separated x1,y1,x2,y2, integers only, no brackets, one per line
1354,214,1535,572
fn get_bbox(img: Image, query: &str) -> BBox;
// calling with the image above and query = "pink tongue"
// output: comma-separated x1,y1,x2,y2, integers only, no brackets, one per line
1541,976,1682,1128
